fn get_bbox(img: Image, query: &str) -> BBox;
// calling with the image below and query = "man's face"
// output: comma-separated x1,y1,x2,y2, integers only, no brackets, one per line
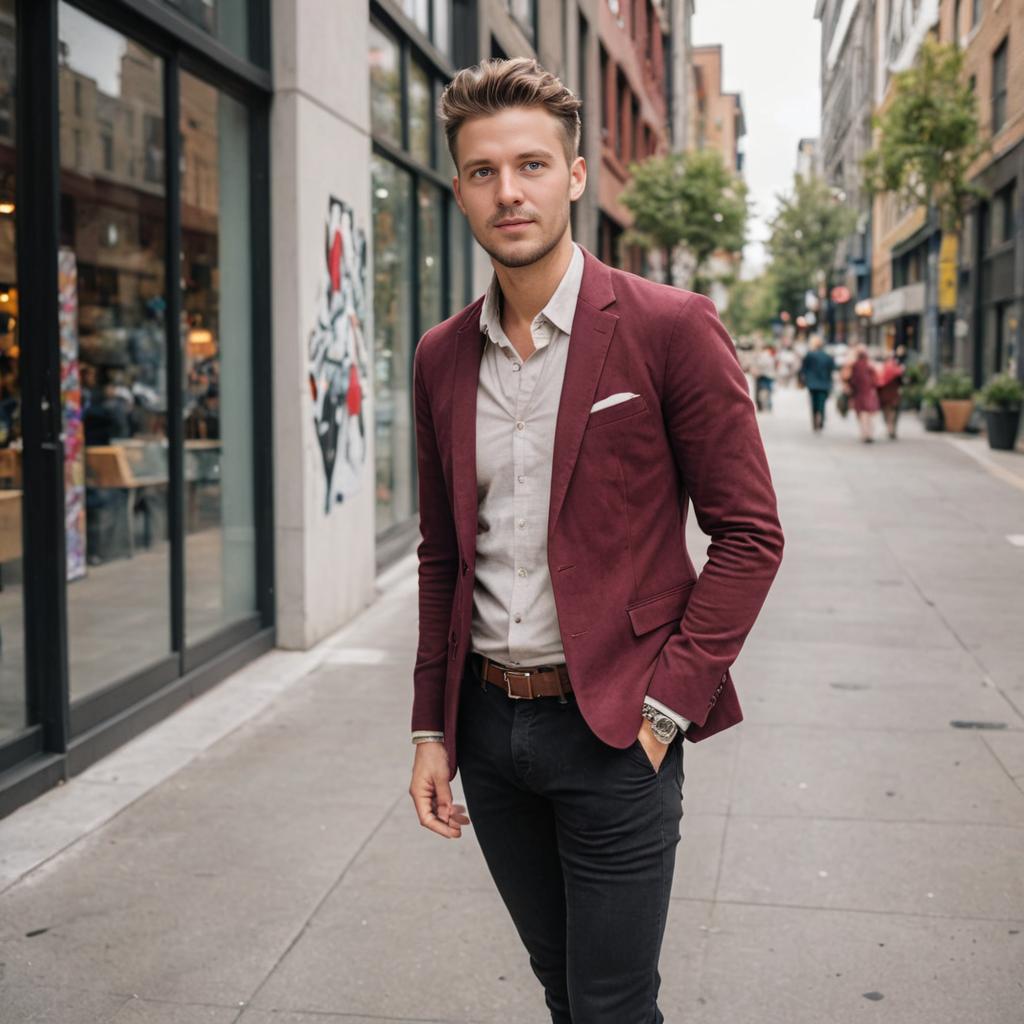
452,106,586,269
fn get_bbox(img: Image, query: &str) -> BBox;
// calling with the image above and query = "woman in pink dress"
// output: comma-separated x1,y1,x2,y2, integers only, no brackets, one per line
840,344,880,443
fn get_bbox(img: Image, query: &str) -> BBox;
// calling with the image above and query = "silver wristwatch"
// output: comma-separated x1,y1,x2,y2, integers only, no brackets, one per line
641,702,679,744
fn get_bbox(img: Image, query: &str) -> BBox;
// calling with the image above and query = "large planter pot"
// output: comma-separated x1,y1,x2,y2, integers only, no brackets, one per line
984,407,1022,450
939,399,974,433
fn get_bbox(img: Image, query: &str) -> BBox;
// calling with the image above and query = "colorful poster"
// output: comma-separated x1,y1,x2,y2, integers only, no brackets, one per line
59,247,86,581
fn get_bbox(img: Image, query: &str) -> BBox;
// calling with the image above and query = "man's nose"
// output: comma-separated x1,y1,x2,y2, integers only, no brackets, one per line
494,167,524,207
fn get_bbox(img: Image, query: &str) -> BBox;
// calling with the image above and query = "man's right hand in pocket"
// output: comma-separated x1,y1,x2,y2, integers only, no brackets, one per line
410,742,471,839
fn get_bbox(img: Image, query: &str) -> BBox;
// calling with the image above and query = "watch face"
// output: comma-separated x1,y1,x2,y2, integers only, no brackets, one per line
652,718,676,742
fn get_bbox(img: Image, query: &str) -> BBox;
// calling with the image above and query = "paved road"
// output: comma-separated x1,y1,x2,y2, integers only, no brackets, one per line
1,384,1022,1023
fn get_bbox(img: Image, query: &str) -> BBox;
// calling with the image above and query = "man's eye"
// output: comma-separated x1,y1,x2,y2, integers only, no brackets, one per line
472,168,492,178
524,161,544,171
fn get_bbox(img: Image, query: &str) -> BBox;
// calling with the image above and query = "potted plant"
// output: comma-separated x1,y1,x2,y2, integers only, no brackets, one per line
976,373,1023,451
900,362,930,411
919,382,944,431
936,370,975,432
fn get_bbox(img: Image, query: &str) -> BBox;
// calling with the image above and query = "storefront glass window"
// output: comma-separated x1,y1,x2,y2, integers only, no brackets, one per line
371,156,413,531
369,23,402,149
0,0,21,738
58,4,171,698
180,71,256,645
448,197,469,315
418,181,443,334
403,0,430,37
408,60,432,167
159,0,249,63
433,1,451,57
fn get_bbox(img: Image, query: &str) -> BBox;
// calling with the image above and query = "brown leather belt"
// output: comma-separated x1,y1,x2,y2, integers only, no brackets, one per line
472,652,573,700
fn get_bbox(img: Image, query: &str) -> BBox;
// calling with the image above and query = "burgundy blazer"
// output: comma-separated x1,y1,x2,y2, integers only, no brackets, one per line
411,245,784,778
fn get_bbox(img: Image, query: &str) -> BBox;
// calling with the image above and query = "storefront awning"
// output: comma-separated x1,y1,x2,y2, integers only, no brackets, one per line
870,282,926,325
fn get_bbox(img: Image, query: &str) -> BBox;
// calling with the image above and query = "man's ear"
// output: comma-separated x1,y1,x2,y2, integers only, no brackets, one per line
569,156,587,202
452,174,466,215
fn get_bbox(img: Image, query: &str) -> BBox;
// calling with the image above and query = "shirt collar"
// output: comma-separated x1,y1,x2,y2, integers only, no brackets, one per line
480,242,584,345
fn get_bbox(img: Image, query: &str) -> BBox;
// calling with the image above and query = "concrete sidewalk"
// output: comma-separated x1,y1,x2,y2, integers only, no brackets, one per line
1,385,1023,1024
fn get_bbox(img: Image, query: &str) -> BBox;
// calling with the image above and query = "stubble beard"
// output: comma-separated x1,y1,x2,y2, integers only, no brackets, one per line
473,201,571,270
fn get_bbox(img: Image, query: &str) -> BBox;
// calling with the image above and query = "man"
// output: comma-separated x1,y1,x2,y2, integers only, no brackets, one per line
408,57,784,1023
798,334,837,432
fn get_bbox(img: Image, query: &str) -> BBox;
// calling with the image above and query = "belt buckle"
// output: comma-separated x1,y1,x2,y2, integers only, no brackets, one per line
502,668,534,699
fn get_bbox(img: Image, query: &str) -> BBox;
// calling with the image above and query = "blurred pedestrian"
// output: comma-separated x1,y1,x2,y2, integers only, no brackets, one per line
753,345,776,411
798,334,836,433
876,344,906,440
840,344,880,443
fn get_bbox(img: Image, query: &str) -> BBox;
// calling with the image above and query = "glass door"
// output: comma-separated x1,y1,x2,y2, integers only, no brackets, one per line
57,3,174,701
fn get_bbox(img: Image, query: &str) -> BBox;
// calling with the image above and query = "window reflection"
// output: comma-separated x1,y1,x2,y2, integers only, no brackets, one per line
371,156,413,531
180,71,256,645
58,2,170,697
418,181,442,335
408,60,432,166
158,0,249,63
369,23,401,147
0,0,21,739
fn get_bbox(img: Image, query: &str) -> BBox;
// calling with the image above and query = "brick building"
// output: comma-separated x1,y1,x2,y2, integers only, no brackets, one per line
941,0,1024,386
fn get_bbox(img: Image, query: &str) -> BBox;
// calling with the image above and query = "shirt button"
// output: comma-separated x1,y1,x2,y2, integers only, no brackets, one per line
515,421,525,431
517,475,525,483
512,363,521,372
517,567,527,577
517,518,526,528
513,614,522,623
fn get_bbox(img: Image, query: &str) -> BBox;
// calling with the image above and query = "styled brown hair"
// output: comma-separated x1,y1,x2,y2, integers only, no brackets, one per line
439,57,582,169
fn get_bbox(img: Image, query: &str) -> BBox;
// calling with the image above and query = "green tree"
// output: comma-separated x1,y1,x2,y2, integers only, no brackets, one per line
621,149,748,290
723,273,779,338
765,174,856,323
861,38,987,375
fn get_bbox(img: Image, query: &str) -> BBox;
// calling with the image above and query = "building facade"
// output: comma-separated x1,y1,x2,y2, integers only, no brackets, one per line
815,0,876,346
596,0,675,274
941,0,1024,388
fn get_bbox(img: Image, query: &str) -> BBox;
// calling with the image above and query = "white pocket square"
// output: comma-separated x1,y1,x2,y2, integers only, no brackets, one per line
590,392,640,414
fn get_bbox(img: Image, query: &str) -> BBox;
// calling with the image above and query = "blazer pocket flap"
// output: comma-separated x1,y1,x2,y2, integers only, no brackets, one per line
626,581,696,636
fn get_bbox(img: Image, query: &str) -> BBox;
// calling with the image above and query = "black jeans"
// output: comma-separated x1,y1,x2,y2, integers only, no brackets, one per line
456,656,685,1024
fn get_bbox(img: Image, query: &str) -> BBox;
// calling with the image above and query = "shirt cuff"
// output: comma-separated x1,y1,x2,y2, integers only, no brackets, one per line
412,731,445,744
644,697,692,732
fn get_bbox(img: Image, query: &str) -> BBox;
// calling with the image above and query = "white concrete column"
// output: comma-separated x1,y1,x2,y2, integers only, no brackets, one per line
271,0,376,648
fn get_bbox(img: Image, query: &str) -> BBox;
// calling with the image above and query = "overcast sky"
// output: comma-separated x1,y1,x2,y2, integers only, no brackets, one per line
692,0,822,275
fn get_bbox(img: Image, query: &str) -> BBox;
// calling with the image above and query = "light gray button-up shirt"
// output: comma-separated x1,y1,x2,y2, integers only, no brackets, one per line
471,243,583,669
412,244,689,740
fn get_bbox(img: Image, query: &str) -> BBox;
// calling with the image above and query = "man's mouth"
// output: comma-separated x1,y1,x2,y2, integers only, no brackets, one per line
494,219,533,230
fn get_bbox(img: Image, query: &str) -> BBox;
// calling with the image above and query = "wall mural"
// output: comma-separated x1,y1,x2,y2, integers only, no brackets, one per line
308,197,369,513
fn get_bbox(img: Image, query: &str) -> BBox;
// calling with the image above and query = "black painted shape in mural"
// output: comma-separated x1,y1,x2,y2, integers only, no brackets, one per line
308,197,369,513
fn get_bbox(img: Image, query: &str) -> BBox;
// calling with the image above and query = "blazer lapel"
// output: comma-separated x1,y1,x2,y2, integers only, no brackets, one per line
548,248,618,537
450,310,485,560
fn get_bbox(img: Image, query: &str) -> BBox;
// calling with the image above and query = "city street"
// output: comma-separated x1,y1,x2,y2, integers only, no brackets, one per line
1,383,1023,1024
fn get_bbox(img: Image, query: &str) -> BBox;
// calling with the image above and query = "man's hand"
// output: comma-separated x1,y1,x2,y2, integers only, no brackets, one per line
636,719,670,773
410,742,471,839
